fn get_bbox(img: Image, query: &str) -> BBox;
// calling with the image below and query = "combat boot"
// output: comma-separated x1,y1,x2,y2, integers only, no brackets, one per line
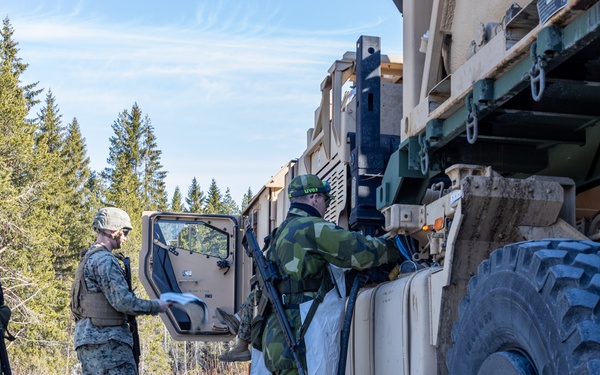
218,338,251,362
216,307,239,335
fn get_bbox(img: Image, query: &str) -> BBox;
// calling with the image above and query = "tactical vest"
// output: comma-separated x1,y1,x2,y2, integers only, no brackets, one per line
70,244,126,327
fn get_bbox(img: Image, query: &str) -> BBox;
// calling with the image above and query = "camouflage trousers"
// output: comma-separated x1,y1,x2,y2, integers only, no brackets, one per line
76,339,137,375
237,289,258,342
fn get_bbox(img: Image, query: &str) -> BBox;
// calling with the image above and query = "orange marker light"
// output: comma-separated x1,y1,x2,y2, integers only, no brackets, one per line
434,217,444,231
422,224,431,231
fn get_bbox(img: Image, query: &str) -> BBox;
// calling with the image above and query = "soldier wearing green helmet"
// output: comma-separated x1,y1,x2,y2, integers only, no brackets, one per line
218,175,339,367
71,207,170,375
287,174,334,201
260,174,403,374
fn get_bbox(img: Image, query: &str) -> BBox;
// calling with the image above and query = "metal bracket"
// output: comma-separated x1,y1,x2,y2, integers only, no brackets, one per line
426,119,444,141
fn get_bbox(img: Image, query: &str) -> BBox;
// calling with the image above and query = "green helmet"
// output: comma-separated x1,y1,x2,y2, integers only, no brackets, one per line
288,174,333,199
92,207,133,232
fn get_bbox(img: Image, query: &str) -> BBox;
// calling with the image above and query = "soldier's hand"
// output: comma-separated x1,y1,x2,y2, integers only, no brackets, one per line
155,299,171,313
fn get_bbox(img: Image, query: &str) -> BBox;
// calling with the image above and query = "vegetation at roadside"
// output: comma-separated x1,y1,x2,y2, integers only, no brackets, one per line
0,17,254,375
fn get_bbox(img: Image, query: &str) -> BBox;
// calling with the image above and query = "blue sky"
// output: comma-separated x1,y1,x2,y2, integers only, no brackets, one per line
5,0,403,205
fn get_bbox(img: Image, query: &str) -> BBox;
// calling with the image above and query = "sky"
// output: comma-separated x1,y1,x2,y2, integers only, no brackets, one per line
4,0,404,205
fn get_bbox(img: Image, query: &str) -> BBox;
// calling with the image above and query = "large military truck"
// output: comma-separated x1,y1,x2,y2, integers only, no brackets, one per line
139,0,600,373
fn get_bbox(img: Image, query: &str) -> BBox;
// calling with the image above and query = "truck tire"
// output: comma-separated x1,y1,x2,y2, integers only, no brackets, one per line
446,239,600,375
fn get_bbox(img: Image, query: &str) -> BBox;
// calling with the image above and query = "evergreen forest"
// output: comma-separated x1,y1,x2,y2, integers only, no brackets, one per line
0,17,254,374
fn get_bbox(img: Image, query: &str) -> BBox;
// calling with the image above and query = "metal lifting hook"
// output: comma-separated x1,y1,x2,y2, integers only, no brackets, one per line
528,42,547,102
465,93,479,144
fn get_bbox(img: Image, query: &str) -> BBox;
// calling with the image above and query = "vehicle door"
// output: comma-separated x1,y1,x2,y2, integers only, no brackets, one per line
139,211,249,341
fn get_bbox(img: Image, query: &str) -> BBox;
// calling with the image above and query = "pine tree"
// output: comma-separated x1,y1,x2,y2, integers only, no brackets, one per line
102,103,173,372
104,103,168,216
34,89,70,276
241,187,254,212
141,114,168,211
103,105,143,215
61,117,94,272
0,20,35,188
1,16,41,109
185,177,205,213
0,18,182,374
171,186,184,212
204,178,224,214
63,118,92,198
0,18,69,373
222,187,239,215
85,170,107,209
36,89,63,150
32,90,94,370
0,18,35,277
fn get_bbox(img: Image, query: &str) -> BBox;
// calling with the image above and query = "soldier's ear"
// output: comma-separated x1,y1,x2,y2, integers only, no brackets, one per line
308,194,319,208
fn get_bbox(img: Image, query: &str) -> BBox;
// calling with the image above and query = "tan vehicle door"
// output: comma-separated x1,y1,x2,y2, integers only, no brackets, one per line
140,211,243,341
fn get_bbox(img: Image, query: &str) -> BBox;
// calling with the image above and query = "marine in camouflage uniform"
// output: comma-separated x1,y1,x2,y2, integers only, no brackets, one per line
237,289,257,342
217,289,258,362
71,207,169,375
262,175,401,374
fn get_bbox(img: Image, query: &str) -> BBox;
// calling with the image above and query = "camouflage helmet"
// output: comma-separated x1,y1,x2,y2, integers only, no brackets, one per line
92,207,133,232
288,174,333,199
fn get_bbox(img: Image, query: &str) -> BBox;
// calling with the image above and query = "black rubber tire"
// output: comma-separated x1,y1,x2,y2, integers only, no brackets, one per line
446,239,600,375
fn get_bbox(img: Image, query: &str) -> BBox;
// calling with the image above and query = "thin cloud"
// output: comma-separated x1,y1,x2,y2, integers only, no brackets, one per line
5,0,403,201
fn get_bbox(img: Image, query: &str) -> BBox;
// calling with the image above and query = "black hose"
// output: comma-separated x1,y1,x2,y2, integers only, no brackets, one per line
337,272,369,375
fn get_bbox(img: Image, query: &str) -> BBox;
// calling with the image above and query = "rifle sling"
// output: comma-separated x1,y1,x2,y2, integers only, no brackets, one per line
268,217,336,342
298,275,331,341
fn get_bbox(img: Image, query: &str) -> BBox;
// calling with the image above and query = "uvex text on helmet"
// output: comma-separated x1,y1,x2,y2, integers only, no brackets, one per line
287,174,333,199
92,207,133,232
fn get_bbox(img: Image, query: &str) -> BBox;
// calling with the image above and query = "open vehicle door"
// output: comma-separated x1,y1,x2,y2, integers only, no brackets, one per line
139,211,252,341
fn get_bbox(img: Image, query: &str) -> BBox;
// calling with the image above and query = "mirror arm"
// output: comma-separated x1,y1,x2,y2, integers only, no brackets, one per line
153,239,181,256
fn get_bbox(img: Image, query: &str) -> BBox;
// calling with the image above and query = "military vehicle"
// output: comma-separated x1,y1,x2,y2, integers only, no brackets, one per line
139,0,600,373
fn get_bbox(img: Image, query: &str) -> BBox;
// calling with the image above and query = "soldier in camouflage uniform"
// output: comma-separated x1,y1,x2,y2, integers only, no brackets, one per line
262,174,402,374
71,207,170,375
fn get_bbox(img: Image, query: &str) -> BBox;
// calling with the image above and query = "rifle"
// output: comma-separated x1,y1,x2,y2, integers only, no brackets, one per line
120,256,141,372
0,281,12,375
242,227,306,375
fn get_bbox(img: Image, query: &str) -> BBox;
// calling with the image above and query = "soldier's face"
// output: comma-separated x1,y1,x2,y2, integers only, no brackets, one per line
311,193,329,217
113,228,129,249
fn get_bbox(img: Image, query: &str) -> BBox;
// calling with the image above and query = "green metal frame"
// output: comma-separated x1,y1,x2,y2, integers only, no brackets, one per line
377,2,600,209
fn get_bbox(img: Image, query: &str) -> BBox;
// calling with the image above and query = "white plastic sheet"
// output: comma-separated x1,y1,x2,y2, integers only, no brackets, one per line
250,347,269,375
300,265,347,375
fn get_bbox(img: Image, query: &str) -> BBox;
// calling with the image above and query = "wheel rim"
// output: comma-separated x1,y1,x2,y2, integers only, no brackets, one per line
477,351,536,375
